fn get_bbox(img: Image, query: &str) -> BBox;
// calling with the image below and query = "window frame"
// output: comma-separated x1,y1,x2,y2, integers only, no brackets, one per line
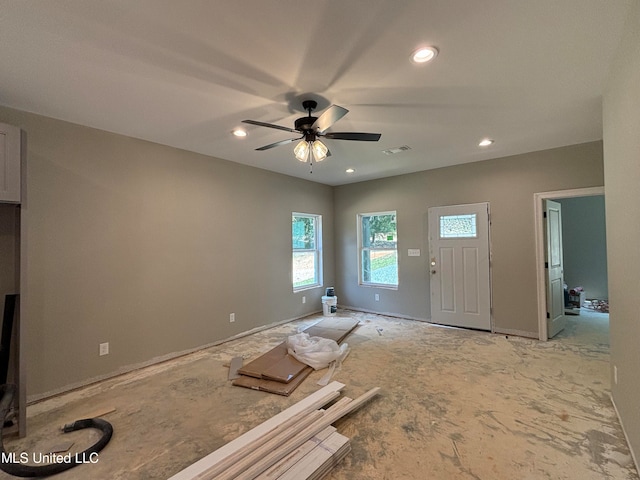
357,210,399,289
292,212,323,292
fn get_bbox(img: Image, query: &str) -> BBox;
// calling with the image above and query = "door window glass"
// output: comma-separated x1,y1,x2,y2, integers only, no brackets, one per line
439,214,477,238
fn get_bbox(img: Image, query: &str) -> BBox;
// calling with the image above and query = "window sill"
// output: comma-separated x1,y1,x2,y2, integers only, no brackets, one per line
359,283,398,290
293,284,322,293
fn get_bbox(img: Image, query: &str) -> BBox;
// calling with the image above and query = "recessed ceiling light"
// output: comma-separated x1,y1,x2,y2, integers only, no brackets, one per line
478,138,494,147
411,46,438,64
346,168,355,173
233,129,247,137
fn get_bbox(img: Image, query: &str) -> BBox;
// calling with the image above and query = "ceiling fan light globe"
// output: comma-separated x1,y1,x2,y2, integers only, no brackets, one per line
294,140,310,162
311,140,328,162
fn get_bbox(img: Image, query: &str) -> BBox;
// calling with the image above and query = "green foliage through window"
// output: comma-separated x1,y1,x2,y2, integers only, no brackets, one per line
292,214,322,290
359,212,398,286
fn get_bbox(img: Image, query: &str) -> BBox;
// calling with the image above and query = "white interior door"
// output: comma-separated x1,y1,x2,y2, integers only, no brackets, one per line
544,199,566,338
428,203,491,330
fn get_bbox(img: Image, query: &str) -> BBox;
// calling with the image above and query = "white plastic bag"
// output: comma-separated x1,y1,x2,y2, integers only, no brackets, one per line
317,343,351,386
287,332,344,370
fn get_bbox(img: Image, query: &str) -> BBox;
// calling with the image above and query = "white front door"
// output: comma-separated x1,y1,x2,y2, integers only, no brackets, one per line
428,203,491,330
544,199,566,338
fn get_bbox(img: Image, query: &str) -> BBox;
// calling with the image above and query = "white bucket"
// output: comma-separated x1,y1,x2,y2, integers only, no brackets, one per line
321,295,338,316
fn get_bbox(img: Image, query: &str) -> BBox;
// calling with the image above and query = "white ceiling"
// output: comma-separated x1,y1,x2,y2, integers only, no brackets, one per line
0,0,631,186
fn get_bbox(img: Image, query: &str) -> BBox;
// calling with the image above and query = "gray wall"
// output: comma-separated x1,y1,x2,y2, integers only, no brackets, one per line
334,142,604,337
557,196,608,301
0,106,335,399
603,0,640,465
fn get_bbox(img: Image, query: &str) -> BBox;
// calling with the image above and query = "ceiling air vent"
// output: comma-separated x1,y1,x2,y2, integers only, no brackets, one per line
382,145,411,155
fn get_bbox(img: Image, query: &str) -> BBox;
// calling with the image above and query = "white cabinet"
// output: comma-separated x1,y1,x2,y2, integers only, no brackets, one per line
0,122,22,203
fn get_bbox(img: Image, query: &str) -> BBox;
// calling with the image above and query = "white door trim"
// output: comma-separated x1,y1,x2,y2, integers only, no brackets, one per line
534,186,605,340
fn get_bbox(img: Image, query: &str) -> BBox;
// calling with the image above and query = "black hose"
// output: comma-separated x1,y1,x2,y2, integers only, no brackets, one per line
0,384,113,477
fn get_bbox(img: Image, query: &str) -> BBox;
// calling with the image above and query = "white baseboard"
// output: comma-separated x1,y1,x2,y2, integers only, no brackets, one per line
338,305,427,322
27,311,321,404
611,394,639,474
492,327,539,339
340,306,540,339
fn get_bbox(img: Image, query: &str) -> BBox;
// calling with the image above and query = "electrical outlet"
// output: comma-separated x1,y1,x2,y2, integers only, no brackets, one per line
302,296,306,304
614,365,618,385
375,294,380,301
99,342,109,356
230,313,235,323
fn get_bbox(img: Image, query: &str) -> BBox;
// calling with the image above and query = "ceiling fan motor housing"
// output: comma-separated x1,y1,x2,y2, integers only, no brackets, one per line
296,100,320,133
295,116,318,133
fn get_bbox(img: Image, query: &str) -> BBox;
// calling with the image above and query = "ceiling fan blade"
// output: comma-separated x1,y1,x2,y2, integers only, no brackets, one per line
242,119,297,133
323,132,382,141
312,105,349,133
255,137,301,151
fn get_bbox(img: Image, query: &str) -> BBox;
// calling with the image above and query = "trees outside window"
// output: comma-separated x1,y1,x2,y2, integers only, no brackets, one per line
292,213,322,291
358,212,398,287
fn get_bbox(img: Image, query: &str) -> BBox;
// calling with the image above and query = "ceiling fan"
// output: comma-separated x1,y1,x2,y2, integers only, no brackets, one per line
242,100,381,163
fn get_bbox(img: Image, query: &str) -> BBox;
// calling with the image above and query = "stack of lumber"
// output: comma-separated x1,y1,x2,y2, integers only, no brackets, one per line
168,381,380,480
232,318,359,396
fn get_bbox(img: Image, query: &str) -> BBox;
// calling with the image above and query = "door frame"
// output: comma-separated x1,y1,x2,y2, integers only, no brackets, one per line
534,186,604,340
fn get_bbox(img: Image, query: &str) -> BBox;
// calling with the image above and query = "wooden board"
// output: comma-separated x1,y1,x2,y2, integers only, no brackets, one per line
219,388,380,479
255,427,337,479
168,382,345,480
170,385,380,480
277,431,350,480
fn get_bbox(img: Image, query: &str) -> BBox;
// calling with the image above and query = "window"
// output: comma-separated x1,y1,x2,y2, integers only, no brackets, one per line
292,213,322,291
439,213,478,239
358,211,398,287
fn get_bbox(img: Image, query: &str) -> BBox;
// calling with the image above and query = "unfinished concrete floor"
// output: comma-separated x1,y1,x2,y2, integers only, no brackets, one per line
2,309,637,479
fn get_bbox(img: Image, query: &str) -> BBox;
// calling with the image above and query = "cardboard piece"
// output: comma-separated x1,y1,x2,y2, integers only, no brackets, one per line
232,367,313,396
233,318,359,396
237,318,359,384
237,342,298,382
228,356,243,380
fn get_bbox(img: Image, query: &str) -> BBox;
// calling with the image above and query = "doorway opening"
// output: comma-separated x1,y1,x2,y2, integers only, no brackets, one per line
534,186,607,341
